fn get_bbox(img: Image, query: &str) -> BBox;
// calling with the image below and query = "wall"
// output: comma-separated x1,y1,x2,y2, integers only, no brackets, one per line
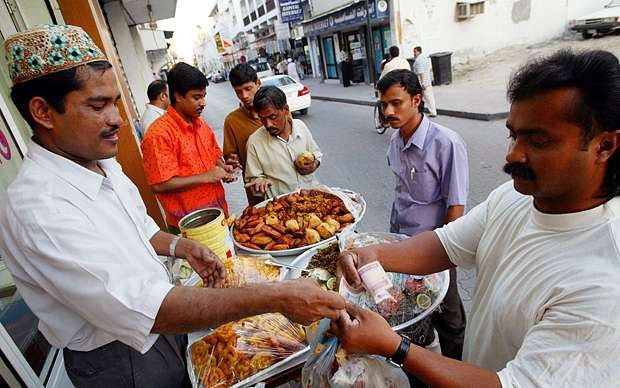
398,0,611,64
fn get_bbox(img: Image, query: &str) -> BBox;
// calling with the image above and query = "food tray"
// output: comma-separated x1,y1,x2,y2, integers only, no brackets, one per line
186,332,310,388
233,187,366,257
286,233,450,331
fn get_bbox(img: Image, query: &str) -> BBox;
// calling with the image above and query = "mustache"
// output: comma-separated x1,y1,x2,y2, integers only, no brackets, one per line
386,116,399,122
267,127,280,132
503,162,536,180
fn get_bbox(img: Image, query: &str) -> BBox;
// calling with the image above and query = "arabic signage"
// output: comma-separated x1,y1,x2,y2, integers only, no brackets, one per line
278,0,304,24
303,0,390,36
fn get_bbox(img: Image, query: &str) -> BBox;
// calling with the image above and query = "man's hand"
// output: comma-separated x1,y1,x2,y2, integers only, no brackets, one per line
337,247,380,289
224,153,242,170
204,166,234,183
295,159,319,176
178,240,226,287
277,278,345,325
330,302,400,357
245,178,272,194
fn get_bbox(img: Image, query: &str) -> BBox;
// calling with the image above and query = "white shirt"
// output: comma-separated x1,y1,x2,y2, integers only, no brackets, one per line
138,103,165,139
287,62,300,82
380,56,411,79
413,55,433,88
0,142,173,353
245,119,322,196
436,181,620,387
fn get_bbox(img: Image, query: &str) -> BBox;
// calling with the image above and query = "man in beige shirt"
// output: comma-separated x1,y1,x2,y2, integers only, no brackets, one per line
380,46,411,79
245,86,322,198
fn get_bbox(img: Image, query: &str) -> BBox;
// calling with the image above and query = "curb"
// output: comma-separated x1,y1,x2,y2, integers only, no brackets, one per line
312,95,508,122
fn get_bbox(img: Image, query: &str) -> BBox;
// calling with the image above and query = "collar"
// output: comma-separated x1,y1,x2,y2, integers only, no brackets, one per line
239,104,260,121
27,141,106,201
276,119,301,143
531,197,619,231
400,115,430,152
166,105,199,131
146,103,165,115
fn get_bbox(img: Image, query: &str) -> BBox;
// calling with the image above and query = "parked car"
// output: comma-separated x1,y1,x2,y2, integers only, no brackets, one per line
212,71,227,83
260,75,311,115
252,61,274,79
570,0,620,39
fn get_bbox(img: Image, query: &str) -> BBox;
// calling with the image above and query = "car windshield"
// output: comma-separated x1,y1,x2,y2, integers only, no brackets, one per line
256,62,270,72
607,0,620,7
261,76,297,87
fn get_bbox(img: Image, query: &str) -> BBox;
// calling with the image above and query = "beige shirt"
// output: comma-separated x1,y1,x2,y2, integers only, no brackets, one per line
379,56,412,79
245,119,322,196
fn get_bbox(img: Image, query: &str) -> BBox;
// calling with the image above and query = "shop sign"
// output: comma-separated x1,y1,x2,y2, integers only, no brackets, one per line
279,0,304,24
303,0,389,36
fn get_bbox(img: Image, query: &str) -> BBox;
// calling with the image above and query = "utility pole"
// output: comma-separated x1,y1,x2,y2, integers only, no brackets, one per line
365,0,377,88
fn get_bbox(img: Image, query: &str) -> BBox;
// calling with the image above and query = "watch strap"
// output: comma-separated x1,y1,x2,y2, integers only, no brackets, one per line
388,335,411,367
169,235,181,258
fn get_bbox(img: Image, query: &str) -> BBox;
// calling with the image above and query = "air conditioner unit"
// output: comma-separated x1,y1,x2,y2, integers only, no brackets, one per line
456,2,472,20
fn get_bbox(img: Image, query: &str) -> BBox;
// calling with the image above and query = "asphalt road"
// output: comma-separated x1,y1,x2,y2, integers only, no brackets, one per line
202,80,513,312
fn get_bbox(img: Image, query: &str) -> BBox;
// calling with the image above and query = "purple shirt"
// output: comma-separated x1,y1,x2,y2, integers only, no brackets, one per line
387,116,469,236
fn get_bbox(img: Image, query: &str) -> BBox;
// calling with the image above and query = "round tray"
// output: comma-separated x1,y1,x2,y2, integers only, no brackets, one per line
287,233,450,331
233,188,366,257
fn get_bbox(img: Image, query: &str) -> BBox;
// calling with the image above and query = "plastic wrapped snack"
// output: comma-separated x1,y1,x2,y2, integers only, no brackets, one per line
189,313,307,388
222,255,282,288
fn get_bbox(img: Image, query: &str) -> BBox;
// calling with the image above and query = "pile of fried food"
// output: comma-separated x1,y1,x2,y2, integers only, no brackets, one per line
190,313,306,387
233,189,355,251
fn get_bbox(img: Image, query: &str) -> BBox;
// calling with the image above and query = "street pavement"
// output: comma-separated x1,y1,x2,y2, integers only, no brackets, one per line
202,81,512,313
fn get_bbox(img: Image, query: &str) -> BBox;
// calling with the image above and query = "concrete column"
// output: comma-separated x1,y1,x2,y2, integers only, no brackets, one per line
103,0,150,111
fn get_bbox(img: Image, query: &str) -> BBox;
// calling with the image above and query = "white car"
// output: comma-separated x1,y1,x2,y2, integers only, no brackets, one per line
252,62,274,79
260,75,311,115
570,0,620,39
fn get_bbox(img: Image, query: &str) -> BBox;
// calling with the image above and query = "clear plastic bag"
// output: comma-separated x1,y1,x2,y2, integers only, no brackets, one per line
222,254,282,288
188,313,307,388
301,318,410,388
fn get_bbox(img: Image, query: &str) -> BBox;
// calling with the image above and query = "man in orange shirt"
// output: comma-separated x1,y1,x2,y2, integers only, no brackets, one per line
142,62,234,231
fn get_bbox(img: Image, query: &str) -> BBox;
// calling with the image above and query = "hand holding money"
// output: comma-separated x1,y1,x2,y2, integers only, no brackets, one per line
337,247,380,289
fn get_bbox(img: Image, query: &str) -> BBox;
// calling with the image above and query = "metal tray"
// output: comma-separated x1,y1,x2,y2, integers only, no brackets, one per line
233,187,366,257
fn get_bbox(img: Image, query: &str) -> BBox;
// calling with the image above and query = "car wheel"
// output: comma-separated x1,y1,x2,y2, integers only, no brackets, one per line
299,108,308,115
582,31,593,39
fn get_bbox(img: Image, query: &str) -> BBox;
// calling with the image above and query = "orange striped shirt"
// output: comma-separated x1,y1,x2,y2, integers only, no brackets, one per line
141,106,228,227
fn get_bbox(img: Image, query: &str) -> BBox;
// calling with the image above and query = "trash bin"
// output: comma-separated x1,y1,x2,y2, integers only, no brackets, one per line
429,51,453,85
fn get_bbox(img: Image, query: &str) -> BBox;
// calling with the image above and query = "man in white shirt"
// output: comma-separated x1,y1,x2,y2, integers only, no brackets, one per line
245,86,321,198
380,46,411,80
413,46,437,117
0,25,344,387
137,79,169,140
333,49,620,387
287,58,301,82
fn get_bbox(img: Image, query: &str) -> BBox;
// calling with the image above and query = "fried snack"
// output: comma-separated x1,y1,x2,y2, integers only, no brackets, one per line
234,189,356,251
190,314,306,387
222,255,280,288
296,151,315,166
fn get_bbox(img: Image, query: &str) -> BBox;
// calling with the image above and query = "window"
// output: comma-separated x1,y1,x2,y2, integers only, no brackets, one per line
244,16,250,26
470,2,485,15
266,0,275,12
251,11,257,21
258,5,265,17
261,76,297,87
456,1,485,20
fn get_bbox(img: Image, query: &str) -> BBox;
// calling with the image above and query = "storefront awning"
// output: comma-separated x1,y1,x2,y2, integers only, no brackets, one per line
302,0,389,37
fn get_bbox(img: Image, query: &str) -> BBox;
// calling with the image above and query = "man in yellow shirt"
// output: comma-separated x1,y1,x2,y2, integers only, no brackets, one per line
223,63,263,205
245,86,322,198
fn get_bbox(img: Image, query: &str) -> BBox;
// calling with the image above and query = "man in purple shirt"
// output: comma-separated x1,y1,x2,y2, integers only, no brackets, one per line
379,69,468,365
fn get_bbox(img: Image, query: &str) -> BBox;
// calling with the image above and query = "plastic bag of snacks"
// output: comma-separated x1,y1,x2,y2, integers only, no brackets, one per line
301,319,409,388
188,313,307,388
222,254,283,287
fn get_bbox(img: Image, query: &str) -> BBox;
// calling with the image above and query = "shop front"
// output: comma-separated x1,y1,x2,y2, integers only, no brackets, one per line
302,0,391,84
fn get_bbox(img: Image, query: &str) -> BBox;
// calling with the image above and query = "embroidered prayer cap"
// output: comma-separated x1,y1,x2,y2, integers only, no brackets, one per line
4,24,107,85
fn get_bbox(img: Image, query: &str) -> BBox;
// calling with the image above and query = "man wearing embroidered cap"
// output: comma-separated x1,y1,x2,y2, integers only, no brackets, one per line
0,25,345,387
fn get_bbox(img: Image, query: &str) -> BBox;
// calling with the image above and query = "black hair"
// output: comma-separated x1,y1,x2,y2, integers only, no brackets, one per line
10,61,112,129
414,46,422,53
508,49,620,197
167,62,207,104
389,46,400,58
229,63,258,87
147,79,168,102
253,86,287,112
376,69,424,113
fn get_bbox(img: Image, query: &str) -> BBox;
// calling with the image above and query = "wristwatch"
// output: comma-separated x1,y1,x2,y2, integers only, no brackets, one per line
169,235,181,258
387,335,411,368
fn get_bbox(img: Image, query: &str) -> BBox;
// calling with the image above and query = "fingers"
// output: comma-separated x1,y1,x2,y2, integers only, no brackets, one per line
344,301,364,319
337,251,362,288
